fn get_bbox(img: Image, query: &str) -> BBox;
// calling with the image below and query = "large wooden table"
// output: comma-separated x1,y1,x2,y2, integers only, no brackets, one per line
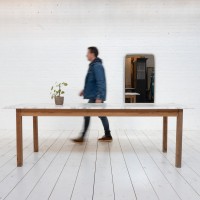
6,103,183,168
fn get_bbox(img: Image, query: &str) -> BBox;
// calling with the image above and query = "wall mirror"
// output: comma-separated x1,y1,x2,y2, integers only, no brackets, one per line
125,54,155,103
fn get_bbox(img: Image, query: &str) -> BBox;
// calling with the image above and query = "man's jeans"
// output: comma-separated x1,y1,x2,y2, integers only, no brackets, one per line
82,99,111,137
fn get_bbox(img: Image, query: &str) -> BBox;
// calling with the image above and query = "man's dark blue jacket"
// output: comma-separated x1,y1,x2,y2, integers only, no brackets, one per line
83,57,106,101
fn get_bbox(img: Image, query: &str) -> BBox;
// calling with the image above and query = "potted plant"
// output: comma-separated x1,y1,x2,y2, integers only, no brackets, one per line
50,82,68,105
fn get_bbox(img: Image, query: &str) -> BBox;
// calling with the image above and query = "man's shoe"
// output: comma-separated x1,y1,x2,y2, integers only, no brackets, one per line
98,135,113,142
71,136,85,143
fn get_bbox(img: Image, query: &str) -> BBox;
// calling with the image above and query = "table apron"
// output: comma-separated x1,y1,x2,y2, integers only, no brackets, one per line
18,109,179,117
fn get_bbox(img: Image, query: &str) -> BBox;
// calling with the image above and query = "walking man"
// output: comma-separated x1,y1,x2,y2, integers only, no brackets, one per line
72,47,112,142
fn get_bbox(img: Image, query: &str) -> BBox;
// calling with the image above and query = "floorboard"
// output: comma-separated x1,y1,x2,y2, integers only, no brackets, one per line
92,135,114,200
70,130,99,200
109,130,137,200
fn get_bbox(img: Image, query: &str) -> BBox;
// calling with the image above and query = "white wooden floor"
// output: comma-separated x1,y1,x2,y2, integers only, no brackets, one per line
0,129,200,200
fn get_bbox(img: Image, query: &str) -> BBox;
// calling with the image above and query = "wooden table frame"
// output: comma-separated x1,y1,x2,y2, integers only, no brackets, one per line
16,108,183,168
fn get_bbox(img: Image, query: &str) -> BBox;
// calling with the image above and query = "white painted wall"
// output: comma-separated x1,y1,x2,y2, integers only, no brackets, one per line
0,0,200,131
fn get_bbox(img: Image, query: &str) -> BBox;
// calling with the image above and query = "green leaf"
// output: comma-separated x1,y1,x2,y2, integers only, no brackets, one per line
50,81,68,99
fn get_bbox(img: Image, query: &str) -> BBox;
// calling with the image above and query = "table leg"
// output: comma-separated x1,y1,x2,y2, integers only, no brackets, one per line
162,117,168,152
33,116,39,152
16,109,23,167
133,96,136,103
175,109,183,168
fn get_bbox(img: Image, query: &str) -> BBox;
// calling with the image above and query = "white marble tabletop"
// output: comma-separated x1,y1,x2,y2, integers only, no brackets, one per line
4,103,185,110
125,92,140,95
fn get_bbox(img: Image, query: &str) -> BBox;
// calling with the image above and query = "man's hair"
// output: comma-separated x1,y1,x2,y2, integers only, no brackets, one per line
88,46,99,57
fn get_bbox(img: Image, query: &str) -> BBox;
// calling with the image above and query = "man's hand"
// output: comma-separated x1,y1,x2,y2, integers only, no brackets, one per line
79,90,84,96
95,99,102,103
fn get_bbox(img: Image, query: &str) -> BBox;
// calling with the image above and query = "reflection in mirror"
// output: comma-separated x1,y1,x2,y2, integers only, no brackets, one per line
125,54,155,103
